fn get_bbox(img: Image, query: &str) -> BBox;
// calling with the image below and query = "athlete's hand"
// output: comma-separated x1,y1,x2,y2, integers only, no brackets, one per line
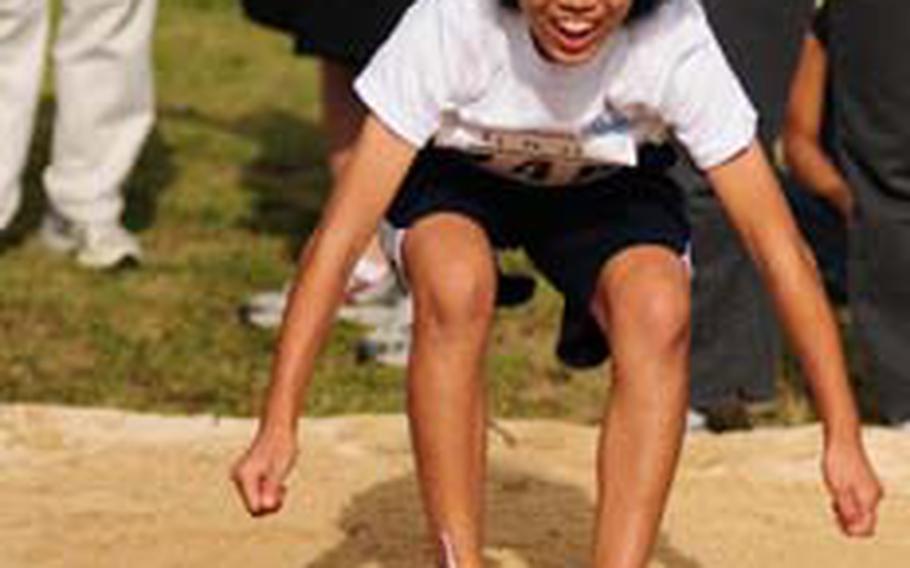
822,438,883,537
231,428,298,517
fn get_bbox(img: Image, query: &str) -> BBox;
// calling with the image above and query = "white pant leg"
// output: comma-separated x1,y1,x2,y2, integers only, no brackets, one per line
0,0,48,229
44,0,157,225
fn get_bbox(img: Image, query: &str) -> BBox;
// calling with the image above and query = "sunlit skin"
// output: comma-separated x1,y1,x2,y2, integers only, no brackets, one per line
521,0,632,65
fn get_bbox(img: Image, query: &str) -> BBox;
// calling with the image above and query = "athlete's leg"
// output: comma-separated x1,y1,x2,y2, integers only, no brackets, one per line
589,245,691,568
402,213,496,568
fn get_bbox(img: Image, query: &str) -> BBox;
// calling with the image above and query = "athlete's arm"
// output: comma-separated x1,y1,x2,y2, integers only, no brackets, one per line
782,33,853,218
232,115,417,517
707,140,882,537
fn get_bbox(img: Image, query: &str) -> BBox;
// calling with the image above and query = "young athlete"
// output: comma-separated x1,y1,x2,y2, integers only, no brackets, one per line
233,0,883,566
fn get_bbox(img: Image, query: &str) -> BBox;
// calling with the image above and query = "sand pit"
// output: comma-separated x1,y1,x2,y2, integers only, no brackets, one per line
0,404,908,567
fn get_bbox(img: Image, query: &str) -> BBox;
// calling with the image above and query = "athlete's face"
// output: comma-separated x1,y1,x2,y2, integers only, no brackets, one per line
520,0,632,65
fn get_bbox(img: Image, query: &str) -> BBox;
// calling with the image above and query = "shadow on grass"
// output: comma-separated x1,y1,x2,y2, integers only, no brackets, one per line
124,128,177,232
308,467,701,568
160,102,328,261
0,98,176,252
235,107,329,259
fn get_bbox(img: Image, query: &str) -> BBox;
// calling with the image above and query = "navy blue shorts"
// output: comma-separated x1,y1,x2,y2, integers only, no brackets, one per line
294,0,415,70
386,149,690,368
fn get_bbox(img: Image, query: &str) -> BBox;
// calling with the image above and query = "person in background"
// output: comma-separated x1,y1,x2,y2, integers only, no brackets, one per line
781,0,849,305
0,0,155,268
240,0,536,367
682,0,815,430
784,0,910,429
783,3,851,218
239,0,415,330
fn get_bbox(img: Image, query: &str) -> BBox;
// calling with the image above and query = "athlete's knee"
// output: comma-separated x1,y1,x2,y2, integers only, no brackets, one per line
599,269,691,355
413,260,495,338
632,282,689,350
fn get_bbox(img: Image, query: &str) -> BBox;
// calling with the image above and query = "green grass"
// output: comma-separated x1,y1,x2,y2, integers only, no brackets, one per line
0,0,856,426
0,0,612,421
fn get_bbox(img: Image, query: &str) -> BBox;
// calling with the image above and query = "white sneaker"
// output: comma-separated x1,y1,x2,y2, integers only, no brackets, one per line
243,285,289,314
686,409,708,432
240,285,410,331
238,285,288,328
240,258,404,329
343,258,400,306
40,212,141,269
76,223,141,269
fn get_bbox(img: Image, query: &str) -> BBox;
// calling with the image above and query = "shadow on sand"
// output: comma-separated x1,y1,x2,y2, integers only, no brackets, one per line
307,466,701,568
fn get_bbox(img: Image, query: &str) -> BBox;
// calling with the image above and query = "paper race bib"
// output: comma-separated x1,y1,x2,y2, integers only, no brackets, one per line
433,111,639,186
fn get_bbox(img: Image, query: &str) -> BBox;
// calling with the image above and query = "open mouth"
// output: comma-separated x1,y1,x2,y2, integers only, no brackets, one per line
548,18,601,55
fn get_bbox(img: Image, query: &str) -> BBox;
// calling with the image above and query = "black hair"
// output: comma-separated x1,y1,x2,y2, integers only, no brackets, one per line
499,0,666,24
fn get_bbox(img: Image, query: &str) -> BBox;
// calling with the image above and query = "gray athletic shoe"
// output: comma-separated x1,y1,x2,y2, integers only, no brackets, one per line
338,293,412,328
241,267,404,330
355,302,412,367
40,211,141,269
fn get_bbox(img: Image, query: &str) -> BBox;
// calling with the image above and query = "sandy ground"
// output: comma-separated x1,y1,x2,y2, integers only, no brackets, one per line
1,405,908,567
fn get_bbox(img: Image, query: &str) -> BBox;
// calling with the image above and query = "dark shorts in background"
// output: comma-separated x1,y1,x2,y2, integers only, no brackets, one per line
294,0,415,70
387,149,690,368
785,181,847,304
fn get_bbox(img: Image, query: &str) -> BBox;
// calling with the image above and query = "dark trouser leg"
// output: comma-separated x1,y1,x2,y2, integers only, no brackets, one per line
850,212,910,424
687,187,780,409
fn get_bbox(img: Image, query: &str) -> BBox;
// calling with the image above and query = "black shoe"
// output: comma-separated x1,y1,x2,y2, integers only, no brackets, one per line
495,271,536,308
695,398,757,433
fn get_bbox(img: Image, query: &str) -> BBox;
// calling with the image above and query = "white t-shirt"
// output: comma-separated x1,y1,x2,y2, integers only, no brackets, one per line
355,0,757,186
